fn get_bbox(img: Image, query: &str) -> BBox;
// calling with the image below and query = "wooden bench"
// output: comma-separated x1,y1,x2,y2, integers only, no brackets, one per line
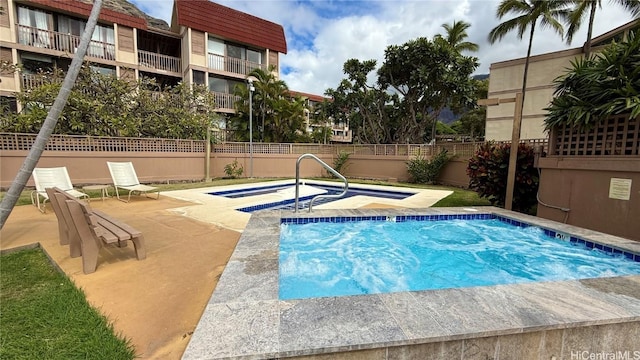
46,187,146,274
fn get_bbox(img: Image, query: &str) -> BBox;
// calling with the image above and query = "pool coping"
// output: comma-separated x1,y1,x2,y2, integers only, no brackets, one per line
181,206,640,360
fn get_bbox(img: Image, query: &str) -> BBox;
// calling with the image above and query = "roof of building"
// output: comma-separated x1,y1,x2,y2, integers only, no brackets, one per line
25,0,149,30
289,90,330,103
173,0,287,54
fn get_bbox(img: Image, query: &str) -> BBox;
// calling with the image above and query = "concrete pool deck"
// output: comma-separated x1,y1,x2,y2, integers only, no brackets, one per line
162,179,453,231
0,180,453,359
182,207,640,360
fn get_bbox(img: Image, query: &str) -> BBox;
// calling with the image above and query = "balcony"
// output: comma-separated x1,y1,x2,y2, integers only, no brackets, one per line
207,53,266,76
212,91,239,113
331,127,353,143
21,73,61,91
17,24,115,61
138,50,181,74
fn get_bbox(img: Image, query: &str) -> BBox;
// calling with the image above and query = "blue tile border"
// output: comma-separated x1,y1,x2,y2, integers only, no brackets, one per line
280,213,640,263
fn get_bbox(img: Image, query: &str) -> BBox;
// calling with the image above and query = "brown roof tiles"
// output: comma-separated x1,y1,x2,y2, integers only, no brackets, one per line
175,0,287,54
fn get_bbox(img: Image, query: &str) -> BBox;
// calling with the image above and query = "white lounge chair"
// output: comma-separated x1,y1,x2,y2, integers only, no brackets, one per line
107,161,160,202
31,167,89,213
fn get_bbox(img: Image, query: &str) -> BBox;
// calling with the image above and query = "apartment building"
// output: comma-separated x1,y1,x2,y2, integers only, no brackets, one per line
0,0,286,116
485,19,639,141
289,90,352,143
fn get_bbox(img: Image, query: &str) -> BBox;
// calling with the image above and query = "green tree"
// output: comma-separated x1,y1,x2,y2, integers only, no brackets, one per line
545,30,640,129
564,0,640,57
230,70,308,143
0,0,103,229
451,79,488,140
247,66,287,141
324,59,395,144
436,20,479,53
378,37,478,143
2,67,215,139
488,0,567,117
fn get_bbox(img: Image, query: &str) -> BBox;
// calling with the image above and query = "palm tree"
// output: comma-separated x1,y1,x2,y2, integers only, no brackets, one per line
438,20,479,53
488,0,566,210
564,0,640,58
0,0,103,229
248,66,287,142
488,0,568,109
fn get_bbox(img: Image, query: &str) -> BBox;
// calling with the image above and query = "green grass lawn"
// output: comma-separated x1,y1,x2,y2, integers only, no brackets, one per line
0,248,136,360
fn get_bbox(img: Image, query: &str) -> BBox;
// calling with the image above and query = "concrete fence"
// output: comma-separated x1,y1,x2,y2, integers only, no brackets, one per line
0,133,482,189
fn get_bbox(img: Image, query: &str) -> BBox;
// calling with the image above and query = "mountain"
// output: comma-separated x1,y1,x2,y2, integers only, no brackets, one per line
78,0,170,31
473,74,489,81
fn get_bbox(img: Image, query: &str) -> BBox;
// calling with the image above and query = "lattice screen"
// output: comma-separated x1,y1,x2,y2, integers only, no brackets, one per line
549,114,639,156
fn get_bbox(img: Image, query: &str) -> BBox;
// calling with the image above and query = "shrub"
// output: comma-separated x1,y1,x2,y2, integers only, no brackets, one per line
406,149,450,184
223,159,244,179
467,142,538,212
330,150,351,177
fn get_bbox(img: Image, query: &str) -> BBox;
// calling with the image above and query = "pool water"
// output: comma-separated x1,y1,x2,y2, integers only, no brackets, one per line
219,183,415,212
279,217,640,300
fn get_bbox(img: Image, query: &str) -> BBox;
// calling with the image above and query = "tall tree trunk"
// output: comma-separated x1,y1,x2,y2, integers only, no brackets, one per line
522,22,536,113
0,0,103,229
583,2,597,58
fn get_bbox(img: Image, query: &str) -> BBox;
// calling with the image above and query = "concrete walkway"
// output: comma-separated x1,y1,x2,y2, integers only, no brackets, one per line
0,182,453,359
0,195,240,359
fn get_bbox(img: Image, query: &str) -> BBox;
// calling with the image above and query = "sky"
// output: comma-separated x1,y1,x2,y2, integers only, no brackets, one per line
129,0,636,96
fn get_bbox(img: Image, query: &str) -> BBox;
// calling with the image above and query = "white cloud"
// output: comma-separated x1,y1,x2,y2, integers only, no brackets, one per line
130,0,637,96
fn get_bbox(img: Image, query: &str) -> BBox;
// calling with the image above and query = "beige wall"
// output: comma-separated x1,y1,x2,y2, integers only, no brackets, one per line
536,157,640,242
486,49,583,141
1,150,470,189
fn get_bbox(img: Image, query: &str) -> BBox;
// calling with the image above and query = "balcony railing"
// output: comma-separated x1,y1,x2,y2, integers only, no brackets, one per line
17,24,115,61
21,73,61,90
138,50,181,73
207,53,266,75
212,91,239,110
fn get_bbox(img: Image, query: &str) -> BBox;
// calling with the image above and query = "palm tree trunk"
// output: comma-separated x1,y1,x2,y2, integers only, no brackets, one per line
0,0,103,229
521,22,536,111
584,2,597,58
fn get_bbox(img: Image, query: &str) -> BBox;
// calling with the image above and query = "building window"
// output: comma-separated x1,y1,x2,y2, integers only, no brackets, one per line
193,70,205,85
90,65,115,76
207,37,225,70
88,24,115,60
0,96,18,113
17,7,52,48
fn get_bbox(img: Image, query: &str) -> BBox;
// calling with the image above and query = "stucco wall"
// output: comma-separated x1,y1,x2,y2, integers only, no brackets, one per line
536,157,640,242
486,49,583,141
1,150,470,189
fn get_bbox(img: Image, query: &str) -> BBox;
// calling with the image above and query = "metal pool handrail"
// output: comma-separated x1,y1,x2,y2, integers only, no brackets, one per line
295,154,348,213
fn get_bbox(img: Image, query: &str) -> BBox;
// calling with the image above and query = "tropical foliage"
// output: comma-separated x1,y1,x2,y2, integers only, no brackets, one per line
230,66,310,143
564,0,640,57
489,0,568,120
436,20,479,53
0,65,216,139
450,78,488,140
406,149,451,184
324,34,478,144
544,30,640,129
467,142,539,212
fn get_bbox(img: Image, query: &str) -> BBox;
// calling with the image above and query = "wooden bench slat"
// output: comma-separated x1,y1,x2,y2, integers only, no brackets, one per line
94,225,119,243
94,210,142,237
48,187,146,274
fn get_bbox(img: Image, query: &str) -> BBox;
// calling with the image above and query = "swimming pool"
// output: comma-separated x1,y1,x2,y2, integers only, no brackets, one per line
183,207,640,360
209,181,416,212
280,215,640,300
